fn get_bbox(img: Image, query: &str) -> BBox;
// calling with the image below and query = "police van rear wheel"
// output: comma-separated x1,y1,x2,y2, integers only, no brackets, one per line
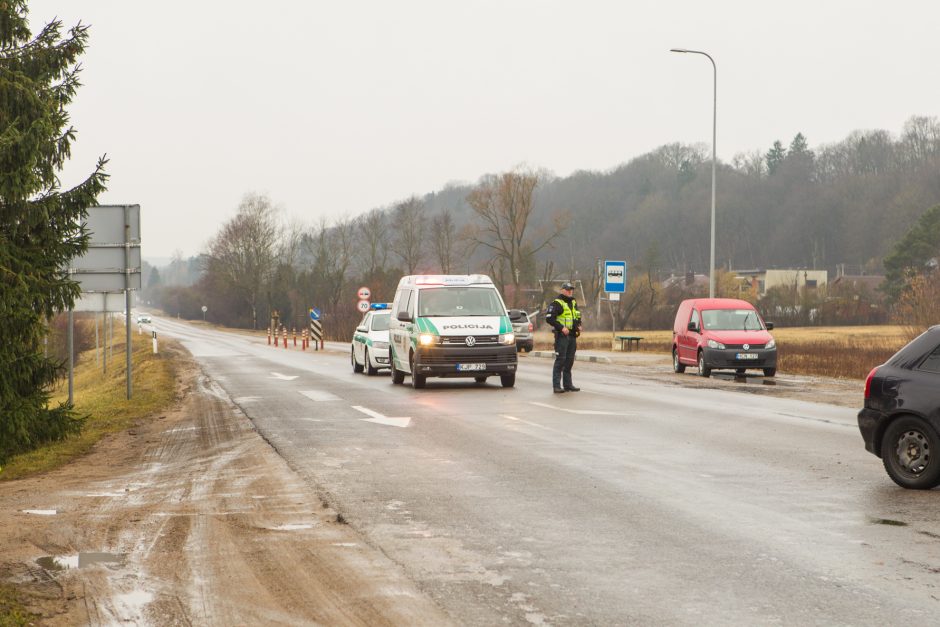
500,373,515,388
411,353,426,389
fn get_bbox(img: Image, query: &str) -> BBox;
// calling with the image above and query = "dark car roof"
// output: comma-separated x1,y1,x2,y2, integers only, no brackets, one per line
887,326,940,370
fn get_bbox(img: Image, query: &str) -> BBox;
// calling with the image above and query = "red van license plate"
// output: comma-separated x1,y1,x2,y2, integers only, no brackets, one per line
736,353,758,360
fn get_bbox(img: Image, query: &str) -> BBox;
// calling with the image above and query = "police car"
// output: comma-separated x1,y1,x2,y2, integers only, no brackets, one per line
351,303,392,375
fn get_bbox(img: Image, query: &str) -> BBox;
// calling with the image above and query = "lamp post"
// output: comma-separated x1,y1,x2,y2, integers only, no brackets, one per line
671,48,717,298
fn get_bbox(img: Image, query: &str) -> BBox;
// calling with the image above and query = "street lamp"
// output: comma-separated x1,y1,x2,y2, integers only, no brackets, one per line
671,48,717,298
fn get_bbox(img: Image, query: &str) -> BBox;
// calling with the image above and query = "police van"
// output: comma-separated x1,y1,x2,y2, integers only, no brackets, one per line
388,275,525,389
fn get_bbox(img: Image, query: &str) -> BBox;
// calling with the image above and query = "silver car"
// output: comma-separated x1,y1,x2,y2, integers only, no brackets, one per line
510,310,534,352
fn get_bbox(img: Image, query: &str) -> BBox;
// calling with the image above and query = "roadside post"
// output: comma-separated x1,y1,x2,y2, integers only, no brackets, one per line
152,329,158,354
309,307,323,351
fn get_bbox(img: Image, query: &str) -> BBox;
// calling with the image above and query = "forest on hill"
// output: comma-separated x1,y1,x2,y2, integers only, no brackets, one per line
146,116,940,335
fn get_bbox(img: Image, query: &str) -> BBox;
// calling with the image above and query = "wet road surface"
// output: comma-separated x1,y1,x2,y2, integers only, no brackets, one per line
158,318,940,625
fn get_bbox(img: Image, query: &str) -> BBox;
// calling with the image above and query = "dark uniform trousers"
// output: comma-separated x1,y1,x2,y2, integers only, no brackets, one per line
553,333,577,389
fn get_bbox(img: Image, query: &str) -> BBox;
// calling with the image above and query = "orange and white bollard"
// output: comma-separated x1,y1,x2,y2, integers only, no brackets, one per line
302,329,307,350
283,327,287,349
268,328,271,345
293,328,297,347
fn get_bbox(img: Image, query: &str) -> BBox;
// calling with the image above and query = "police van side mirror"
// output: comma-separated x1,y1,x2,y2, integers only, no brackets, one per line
397,311,413,322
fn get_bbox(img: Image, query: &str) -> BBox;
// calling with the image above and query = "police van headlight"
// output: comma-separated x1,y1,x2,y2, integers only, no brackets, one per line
418,333,439,346
499,333,515,345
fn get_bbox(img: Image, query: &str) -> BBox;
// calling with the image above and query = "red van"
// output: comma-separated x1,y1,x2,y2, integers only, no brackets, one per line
672,298,777,377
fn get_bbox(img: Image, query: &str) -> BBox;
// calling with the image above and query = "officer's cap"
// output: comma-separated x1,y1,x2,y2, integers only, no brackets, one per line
561,282,575,290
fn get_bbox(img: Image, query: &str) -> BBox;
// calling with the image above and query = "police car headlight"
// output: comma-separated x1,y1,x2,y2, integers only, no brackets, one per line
707,339,725,349
418,334,438,346
499,333,515,345
765,338,776,350
372,341,389,350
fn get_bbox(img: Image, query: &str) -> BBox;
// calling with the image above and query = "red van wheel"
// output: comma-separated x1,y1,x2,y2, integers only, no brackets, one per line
697,351,711,378
673,348,685,373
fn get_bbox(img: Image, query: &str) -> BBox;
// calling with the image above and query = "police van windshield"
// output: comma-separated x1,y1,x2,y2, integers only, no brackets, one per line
418,287,505,317
371,312,390,331
701,308,765,331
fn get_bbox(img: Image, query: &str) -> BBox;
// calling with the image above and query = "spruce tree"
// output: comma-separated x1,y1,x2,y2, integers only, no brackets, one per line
0,1,107,464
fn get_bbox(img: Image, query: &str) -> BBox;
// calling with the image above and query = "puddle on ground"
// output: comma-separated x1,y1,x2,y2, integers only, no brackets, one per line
36,552,124,571
868,517,908,526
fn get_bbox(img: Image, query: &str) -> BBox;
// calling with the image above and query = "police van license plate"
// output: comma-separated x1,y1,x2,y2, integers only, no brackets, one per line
736,353,758,360
457,363,486,371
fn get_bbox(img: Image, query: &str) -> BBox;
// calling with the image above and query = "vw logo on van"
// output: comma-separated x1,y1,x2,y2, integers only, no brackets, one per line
465,336,476,347
743,344,749,350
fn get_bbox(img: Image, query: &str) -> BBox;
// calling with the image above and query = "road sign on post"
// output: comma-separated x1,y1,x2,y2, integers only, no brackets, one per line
604,260,627,293
357,299,370,313
357,286,371,300
309,307,323,350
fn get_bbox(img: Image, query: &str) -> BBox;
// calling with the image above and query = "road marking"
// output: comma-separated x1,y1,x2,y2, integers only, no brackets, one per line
271,372,298,381
529,401,633,416
502,415,553,431
351,405,411,428
299,390,341,402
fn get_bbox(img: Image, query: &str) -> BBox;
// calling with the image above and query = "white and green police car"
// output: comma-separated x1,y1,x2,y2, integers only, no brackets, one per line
351,303,391,375
388,275,525,389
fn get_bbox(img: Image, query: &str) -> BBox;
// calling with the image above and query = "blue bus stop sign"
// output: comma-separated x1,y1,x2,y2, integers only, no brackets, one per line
604,260,627,293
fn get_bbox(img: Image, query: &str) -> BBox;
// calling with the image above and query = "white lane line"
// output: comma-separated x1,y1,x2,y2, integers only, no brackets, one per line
529,401,633,416
351,405,411,428
502,415,553,431
299,390,341,402
271,372,298,381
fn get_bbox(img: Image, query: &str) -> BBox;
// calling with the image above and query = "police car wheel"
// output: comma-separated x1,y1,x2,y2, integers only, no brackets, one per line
352,347,364,373
365,349,379,376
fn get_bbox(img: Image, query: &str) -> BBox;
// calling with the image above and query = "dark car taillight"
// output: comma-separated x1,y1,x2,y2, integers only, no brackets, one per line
864,367,879,399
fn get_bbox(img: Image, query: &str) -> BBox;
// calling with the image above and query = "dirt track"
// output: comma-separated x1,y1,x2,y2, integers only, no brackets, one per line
0,348,450,625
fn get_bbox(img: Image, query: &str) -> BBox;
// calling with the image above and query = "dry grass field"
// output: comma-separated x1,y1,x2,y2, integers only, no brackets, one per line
533,325,914,380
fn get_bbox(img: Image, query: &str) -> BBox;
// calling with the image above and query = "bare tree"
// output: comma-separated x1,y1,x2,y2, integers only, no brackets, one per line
465,169,568,304
355,208,391,277
205,193,281,329
391,196,426,274
430,208,457,273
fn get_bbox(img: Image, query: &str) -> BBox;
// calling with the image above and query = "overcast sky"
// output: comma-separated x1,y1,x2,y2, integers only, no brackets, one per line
28,0,940,260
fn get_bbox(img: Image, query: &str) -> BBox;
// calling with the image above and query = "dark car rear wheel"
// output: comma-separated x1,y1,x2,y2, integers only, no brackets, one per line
673,348,685,373
697,351,711,378
882,416,940,490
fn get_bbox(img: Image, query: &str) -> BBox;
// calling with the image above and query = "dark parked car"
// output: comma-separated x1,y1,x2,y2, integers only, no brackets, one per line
858,325,940,489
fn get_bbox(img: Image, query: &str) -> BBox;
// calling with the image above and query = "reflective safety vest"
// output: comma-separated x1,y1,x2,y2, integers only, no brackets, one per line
553,298,580,329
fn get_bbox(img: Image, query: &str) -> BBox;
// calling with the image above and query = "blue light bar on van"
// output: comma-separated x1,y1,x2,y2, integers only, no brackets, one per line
370,303,391,310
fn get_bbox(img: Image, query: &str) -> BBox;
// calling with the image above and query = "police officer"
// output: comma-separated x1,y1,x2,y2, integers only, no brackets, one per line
545,281,582,393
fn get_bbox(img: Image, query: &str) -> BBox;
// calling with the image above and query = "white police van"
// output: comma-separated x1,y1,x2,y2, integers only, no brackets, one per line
388,275,525,389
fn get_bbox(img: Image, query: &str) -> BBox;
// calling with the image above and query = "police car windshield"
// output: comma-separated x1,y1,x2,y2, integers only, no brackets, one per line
418,287,504,317
701,309,765,331
371,312,390,331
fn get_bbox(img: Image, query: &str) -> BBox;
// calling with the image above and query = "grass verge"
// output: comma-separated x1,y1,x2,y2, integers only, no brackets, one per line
535,325,910,380
0,323,178,481
0,584,37,626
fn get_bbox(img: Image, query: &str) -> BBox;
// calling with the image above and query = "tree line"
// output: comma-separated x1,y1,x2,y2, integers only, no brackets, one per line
149,115,940,339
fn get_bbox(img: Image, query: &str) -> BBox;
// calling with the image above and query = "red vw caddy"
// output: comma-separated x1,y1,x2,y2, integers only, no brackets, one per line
672,298,777,378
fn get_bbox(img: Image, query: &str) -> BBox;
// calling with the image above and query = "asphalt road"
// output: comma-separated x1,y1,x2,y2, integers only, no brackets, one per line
156,318,940,625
